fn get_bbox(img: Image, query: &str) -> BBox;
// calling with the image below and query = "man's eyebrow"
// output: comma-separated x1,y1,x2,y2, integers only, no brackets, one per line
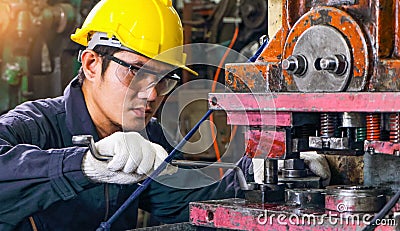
128,61,145,68
130,62,163,76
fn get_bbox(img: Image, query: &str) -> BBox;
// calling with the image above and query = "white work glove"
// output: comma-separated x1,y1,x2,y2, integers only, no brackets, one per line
300,152,331,187
82,132,177,184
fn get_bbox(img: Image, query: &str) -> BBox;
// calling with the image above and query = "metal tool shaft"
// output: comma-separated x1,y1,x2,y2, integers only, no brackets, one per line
72,135,112,161
171,160,249,190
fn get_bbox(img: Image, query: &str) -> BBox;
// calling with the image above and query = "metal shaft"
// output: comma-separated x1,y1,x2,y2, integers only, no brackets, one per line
171,160,249,190
264,159,278,184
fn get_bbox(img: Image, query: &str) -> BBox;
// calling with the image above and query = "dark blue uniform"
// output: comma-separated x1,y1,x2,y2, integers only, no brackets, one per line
0,78,248,231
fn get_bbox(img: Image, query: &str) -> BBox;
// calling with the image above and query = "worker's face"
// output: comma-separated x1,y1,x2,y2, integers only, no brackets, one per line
85,50,177,132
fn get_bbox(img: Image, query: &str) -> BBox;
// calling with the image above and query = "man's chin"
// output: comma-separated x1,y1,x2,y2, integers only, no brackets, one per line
121,117,153,132
122,109,154,129
122,124,146,132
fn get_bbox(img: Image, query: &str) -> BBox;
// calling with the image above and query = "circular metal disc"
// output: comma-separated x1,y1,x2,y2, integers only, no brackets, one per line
292,25,352,92
240,0,267,29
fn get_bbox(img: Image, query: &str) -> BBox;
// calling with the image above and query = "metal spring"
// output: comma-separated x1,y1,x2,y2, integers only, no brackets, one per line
390,113,400,143
366,113,380,141
320,113,337,137
297,124,315,138
356,127,367,142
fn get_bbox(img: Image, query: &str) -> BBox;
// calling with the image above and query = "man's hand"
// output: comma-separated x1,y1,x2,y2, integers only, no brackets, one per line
82,132,177,184
300,152,331,187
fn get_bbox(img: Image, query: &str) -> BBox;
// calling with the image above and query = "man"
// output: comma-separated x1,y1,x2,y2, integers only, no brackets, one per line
0,0,329,230
0,0,253,230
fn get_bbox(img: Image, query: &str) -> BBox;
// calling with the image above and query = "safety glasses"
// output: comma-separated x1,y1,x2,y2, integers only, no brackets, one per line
102,54,180,96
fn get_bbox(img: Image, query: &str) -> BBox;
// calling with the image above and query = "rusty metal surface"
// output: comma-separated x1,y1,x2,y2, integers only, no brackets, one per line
325,155,364,185
256,0,400,92
258,0,290,63
258,29,286,63
225,63,283,92
375,0,394,58
364,141,400,156
282,7,369,92
395,0,400,58
371,59,400,91
244,129,287,159
190,198,396,230
288,25,352,92
209,92,400,112
225,63,266,93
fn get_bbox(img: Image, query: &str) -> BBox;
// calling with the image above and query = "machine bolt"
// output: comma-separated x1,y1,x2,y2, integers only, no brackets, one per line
320,57,337,71
211,97,218,106
282,59,296,71
318,54,348,75
282,55,307,76
367,147,375,155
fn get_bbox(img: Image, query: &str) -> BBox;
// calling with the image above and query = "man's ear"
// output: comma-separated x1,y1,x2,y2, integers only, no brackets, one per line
80,50,102,82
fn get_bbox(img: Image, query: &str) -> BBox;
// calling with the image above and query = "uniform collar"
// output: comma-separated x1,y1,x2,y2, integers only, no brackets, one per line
64,77,100,142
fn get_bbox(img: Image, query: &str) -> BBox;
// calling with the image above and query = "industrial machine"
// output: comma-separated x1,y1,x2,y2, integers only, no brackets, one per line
189,0,400,230
3,0,400,230
0,0,98,113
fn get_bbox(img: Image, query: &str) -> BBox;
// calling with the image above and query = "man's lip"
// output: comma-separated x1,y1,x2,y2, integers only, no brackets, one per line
131,107,152,114
132,107,145,112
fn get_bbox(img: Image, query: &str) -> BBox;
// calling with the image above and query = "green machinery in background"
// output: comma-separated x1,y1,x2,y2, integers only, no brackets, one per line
0,0,98,113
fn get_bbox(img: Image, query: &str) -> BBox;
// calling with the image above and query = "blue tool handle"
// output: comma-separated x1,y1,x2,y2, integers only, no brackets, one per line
97,109,214,231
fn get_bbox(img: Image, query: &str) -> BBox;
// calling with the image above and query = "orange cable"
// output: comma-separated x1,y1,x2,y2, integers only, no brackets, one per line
210,25,239,178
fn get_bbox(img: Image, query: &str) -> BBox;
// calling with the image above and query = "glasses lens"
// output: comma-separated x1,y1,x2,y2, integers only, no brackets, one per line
115,64,136,86
155,76,179,96
110,55,179,96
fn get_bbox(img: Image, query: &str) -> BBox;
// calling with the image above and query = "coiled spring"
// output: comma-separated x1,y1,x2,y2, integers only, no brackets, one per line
356,127,367,142
390,113,400,143
320,113,338,137
366,113,380,141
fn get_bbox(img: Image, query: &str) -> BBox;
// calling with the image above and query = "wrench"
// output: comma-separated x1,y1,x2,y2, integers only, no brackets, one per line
72,135,112,161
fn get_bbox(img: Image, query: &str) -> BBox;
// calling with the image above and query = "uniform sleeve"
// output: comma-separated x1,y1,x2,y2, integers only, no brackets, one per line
138,156,252,223
0,115,94,227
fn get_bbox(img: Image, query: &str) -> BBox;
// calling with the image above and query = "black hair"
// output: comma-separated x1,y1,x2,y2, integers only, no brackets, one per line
77,45,121,85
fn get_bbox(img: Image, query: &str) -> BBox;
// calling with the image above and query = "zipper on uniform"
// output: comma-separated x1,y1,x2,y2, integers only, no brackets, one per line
104,183,110,220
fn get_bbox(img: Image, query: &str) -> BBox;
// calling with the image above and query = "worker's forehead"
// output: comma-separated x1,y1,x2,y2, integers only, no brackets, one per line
115,50,175,72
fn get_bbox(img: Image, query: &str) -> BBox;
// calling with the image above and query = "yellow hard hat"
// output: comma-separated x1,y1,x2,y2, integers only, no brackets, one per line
71,0,197,75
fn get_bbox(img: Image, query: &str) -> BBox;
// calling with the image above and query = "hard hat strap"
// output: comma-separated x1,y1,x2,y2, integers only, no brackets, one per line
87,32,133,53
